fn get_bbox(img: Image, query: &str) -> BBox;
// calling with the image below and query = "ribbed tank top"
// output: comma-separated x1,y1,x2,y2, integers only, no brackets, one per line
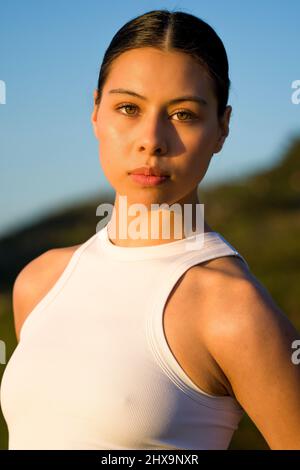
0,223,248,450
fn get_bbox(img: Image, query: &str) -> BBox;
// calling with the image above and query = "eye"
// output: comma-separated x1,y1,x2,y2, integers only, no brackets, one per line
116,103,139,116
171,110,196,121
115,103,197,122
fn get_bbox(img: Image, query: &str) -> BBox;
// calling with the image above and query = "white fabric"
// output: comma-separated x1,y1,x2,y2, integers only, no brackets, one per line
0,223,248,449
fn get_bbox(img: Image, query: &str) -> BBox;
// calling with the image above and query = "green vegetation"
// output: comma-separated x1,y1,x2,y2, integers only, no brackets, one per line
0,136,299,450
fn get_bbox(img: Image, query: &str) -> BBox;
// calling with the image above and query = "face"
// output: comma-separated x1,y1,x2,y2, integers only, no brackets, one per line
91,47,231,208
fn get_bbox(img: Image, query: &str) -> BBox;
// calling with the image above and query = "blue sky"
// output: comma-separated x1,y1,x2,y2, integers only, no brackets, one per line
0,0,299,236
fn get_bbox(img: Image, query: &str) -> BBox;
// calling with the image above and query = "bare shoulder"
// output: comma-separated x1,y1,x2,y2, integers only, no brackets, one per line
189,254,296,339
185,253,255,315
184,255,262,363
188,256,300,449
187,254,298,353
12,244,82,342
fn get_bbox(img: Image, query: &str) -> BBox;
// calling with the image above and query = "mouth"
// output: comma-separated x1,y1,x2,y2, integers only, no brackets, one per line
129,173,170,186
128,166,170,177
128,166,170,186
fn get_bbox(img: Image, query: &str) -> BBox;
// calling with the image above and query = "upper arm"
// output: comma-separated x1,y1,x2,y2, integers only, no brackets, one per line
12,246,78,342
203,276,300,450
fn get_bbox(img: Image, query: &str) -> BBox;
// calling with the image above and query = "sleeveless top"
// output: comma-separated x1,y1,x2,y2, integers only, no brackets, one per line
0,223,249,450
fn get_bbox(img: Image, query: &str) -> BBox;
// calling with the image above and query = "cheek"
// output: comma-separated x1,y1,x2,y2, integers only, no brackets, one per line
185,125,217,160
184,155,208,179
177,128,216,175
98,119,120,153
99,119,122,146
97,127,129,183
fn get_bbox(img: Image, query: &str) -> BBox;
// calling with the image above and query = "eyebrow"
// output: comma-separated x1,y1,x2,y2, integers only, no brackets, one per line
108,88,208,107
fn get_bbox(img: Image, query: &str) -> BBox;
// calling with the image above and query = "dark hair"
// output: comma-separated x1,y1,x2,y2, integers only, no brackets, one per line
95,9,230,119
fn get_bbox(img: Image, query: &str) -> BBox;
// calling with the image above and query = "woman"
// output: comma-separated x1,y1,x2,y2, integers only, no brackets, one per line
1,9,300,450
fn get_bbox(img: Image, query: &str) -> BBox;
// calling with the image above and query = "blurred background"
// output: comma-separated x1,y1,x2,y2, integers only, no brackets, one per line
0,0,299,450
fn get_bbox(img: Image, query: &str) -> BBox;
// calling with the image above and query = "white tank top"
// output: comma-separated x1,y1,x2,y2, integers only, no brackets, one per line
0,223,248,450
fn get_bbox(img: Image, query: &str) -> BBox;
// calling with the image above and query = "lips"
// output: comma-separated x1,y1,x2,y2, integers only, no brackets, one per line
129,173,169,186
129,166,169,177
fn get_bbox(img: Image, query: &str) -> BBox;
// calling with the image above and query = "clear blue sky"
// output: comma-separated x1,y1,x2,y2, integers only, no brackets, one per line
1,0,299,236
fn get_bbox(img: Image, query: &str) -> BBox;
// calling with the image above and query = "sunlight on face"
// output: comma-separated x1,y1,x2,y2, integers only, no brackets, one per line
91,47,231,207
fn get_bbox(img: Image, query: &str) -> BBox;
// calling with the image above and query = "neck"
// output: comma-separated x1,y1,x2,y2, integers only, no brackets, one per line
106,187,213,248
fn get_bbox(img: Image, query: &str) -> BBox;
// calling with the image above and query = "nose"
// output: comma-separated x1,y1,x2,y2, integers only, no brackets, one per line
136,113,168,156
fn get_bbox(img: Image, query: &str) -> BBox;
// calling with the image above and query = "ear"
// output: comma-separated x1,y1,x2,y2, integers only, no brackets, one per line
213,105,232,155
91,89,99,139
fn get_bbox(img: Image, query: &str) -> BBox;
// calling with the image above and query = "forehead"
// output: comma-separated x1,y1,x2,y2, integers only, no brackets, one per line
102,47,215,102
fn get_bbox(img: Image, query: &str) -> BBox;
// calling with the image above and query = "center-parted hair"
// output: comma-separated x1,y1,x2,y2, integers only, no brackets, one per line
95,9,231,119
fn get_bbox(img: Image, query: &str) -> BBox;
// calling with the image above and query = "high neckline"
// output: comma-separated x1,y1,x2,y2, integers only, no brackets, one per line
97,222,222,260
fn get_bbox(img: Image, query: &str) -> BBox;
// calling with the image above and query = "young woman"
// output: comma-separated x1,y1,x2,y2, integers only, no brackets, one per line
1,9,300,450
